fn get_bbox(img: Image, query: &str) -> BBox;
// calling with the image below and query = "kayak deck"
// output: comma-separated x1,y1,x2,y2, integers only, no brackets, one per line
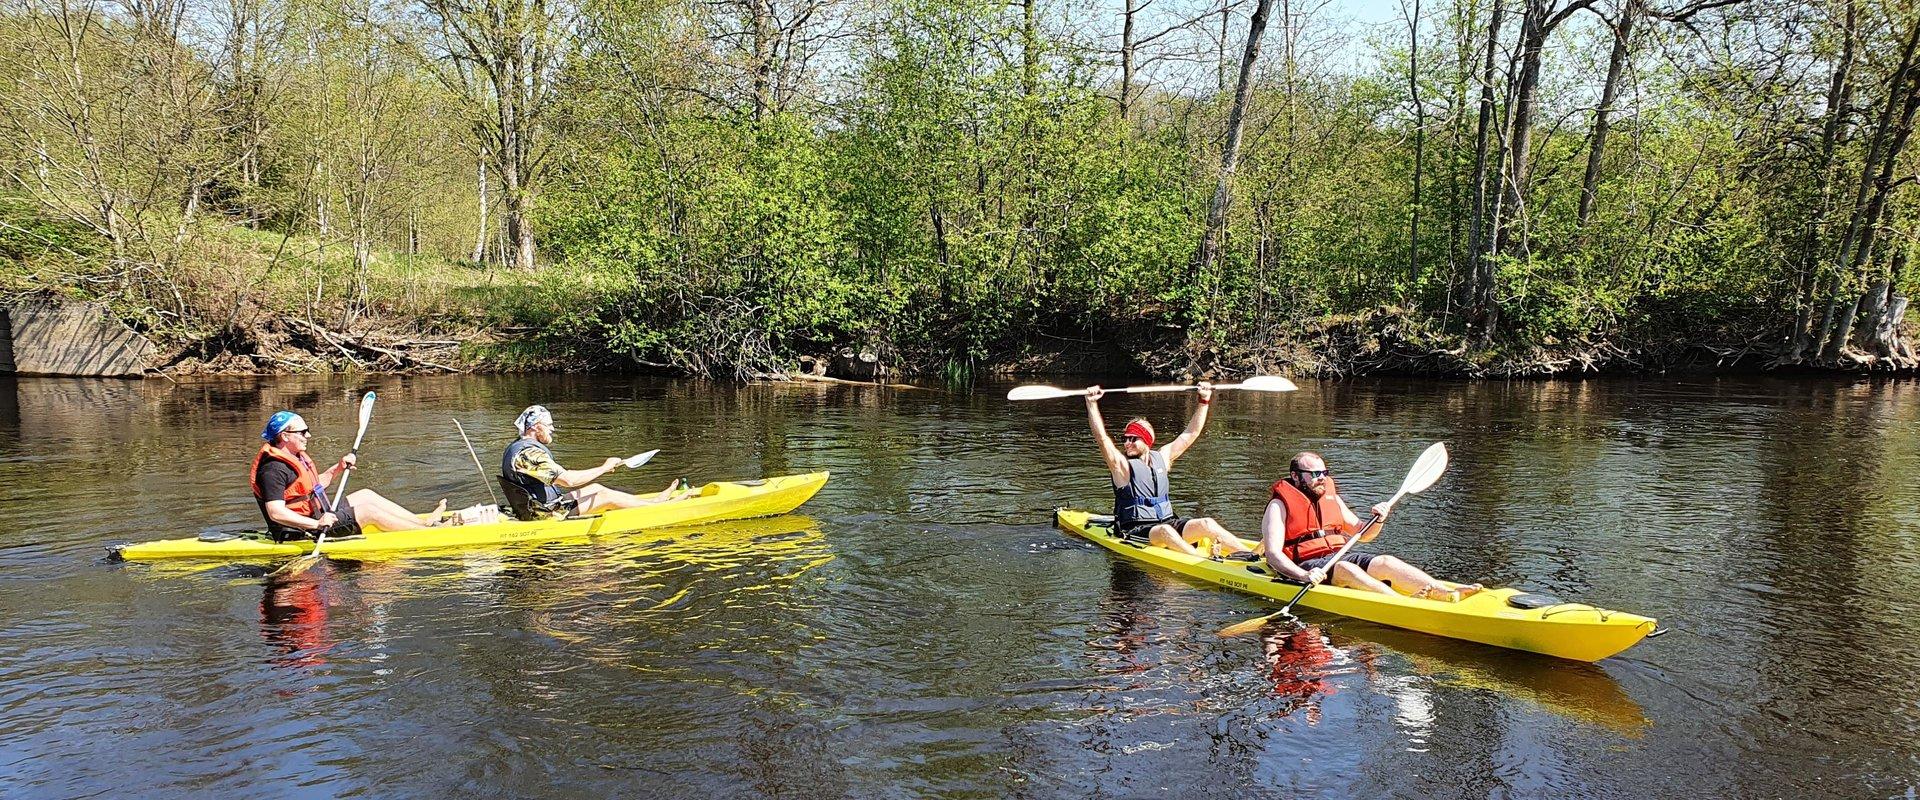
113,472,830,561
1055,508,1657,662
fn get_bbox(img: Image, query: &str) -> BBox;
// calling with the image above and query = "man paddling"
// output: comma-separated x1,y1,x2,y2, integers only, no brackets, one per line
1084,383,1256,557
500,405,687,520
1261,451,1481,602
252,411,442,542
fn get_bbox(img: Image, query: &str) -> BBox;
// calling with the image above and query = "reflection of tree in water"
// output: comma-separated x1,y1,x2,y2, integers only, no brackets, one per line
1738,379,1920,797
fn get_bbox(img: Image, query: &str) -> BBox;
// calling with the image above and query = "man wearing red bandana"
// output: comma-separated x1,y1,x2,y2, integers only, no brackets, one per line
1084,382,1256,557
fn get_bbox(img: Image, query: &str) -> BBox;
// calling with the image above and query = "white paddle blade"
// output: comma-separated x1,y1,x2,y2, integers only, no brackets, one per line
1007,385,1081,401
624,449,660,469
1398,442,1450,496
349,392,376,451
1232,375,1299,392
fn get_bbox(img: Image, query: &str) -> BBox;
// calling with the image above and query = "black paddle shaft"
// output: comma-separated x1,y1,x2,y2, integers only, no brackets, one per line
1278,512,1383,613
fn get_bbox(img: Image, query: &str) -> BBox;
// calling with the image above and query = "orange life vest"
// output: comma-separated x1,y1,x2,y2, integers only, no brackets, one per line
250,443,325,517
1271,476,1353,562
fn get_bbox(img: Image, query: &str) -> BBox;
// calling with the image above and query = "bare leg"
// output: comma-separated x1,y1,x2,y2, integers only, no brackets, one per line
1364,556,1483,601
570,483,648,514
570,481,688,514
1148,523,1202,555
345,489,441,531
1183,517,1255,554
1329,561,1400,596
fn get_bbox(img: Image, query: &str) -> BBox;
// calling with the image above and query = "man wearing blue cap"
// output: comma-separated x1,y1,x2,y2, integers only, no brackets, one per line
252,411,443,541
499,405,685,520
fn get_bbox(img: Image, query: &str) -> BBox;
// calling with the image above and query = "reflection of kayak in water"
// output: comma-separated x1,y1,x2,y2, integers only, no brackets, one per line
509,515,832,675
1321,621,1651,737
590,513,834,572
1056,509,1658,662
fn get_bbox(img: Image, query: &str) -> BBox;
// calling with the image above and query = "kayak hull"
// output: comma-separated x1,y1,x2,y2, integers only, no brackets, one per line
1055,508,1656,662
114,472,830,561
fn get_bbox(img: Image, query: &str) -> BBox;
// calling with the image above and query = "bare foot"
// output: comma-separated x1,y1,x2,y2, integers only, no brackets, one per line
1417,583,1485,602
430,499,450,525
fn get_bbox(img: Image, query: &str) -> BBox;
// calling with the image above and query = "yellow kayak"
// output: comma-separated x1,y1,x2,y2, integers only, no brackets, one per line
113,472,830,561
1055,508,1658,662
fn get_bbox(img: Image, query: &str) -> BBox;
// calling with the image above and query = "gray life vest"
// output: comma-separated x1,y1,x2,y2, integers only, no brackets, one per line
1113,449,1175,528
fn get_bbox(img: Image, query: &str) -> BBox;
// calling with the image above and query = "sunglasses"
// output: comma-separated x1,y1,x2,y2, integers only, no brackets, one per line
1292,469,1328,479
1121,435,1144,444
285,428,311,436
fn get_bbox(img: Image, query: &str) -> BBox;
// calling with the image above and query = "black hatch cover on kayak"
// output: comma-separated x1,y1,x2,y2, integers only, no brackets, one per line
1506,592,1565,609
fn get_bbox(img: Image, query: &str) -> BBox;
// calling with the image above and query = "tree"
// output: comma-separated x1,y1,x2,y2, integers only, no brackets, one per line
416,0,574,270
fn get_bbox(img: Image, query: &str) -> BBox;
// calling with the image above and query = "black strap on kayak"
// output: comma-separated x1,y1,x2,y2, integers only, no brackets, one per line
1243,563,1309,588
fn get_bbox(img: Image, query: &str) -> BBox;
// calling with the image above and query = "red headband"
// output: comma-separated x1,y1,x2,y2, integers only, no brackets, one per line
1122,420,1155,447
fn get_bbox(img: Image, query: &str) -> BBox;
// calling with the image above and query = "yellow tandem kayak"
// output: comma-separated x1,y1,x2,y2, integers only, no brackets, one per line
112,472,830,561
1055,508,1658,662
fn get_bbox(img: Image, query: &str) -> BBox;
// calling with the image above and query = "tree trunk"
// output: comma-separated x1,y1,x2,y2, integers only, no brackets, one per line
1854,278,1891,356
1120,0,1136,120
1407,0,1425,279
1194,0,1277,297
1218,0,1231,92
1499,0,1594,259
501,138,537,271
472,145,489,264
1577,0,1635,228
1462,0,1505,323
1871,290,1910,363
1819,15,1920,362
1500,2,1543,259
751,0,774,121
1787,0,1857,361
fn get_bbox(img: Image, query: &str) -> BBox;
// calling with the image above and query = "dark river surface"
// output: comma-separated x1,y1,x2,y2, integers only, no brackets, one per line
1,373,1917,799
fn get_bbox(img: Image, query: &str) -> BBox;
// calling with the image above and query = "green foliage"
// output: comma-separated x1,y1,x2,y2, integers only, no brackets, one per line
4,0,1916,373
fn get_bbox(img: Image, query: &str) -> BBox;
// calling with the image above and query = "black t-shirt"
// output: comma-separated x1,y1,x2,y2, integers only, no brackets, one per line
254,458,356,540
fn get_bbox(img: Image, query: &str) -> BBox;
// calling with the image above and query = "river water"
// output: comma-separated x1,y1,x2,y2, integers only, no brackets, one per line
0,373,1916,798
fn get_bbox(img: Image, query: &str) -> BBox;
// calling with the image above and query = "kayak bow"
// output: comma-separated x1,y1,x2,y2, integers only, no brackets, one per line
114,472,829,561
1055,508,1657,662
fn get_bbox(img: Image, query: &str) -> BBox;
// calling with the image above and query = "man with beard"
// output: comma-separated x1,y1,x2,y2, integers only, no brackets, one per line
1261,451,1482,601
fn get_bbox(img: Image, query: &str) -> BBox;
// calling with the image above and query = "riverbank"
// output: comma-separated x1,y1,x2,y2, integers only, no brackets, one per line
3,209,1913,380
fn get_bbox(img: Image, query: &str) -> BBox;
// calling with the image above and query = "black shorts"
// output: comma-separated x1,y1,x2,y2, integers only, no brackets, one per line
1117,517,1194,542
270,504,361,543
1300,550,1379,572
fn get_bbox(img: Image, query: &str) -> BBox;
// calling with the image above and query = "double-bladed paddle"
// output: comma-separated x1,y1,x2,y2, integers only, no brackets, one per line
273,391,375,578
1006,375,1299,401
1217,441,1451,638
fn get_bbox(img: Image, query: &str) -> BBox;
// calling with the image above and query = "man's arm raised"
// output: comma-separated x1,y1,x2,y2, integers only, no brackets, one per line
1085,388,1130,487
1162,381,1213,465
